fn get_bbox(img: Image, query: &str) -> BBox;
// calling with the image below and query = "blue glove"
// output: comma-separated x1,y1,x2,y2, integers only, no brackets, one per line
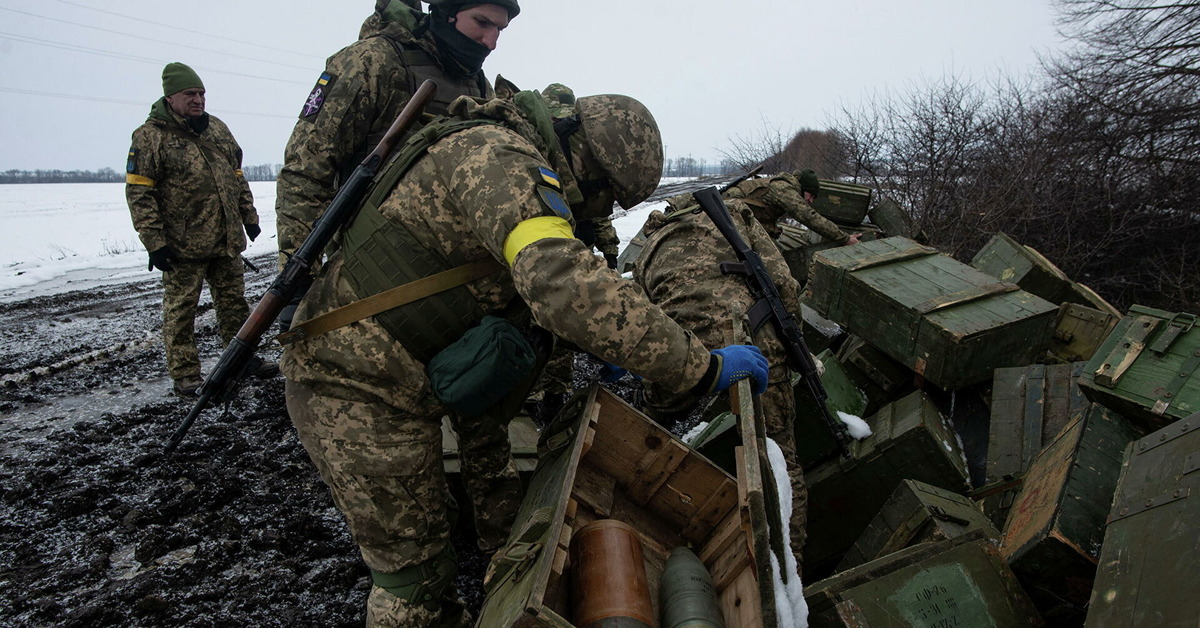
711,345,769,395
599,362,627,382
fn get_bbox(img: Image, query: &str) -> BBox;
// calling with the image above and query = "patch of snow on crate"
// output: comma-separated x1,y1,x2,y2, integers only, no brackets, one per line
682,420,710,445
766,437,809,628
837,411,872,440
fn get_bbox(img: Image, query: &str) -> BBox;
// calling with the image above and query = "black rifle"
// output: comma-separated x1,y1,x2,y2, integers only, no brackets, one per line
718,163,764,194
165,80,439,453
691,186,854,459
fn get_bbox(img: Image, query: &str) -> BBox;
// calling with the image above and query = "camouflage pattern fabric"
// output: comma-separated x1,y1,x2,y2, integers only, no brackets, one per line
590,216,620,257
160,257,249,380
280,96,708,624
632,196,810,568
540,82,576,119
125,99,257,260
725,173,850,244
275,0,493,268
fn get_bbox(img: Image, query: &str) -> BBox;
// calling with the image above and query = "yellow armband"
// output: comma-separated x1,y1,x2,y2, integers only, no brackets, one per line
125,174,156,187
503,216,575,266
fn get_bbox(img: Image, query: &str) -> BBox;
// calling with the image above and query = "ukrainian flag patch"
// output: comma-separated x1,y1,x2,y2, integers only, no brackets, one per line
126,149,138,174
537,185,572,219
300,72,337,119
536,167,561,190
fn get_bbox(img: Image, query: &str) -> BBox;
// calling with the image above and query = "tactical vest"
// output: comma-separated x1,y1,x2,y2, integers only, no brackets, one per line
340,117,499,363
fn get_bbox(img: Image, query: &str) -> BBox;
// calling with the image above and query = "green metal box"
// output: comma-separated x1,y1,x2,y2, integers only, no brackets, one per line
805,533,1043,627
803,390,971,578
1086,413,1200,627
808,237,1058,390
1049,303,1119,364
1000,403,1144,622
812,179,872,224
1079,305,1200,432
986,363,1090,483
836,479,1001,572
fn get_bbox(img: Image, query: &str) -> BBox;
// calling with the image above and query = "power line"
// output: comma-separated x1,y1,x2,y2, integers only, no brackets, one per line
48,0,324,60
0,32,311,87
0,87,297,119
0,5,317,71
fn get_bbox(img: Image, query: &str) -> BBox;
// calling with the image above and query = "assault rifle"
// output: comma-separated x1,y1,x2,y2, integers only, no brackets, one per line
165,80,439,453
691,186,854,459
718,163,763,194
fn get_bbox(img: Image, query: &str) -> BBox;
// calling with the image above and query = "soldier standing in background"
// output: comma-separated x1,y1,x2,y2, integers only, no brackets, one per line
726,168,862,246
280,91,768,626
631,192,812,572
125,62,277,397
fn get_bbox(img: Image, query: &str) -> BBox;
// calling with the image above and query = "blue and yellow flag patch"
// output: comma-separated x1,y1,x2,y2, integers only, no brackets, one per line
300,72,337,119
537,185,572,219
536,167,561,190
126,148,138,174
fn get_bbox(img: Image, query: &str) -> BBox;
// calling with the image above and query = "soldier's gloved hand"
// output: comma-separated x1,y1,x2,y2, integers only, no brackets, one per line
277,274,312,333
707,345,769,395
148,246,178,272
245,223,262,241
604,253,619,269
599,362,642,383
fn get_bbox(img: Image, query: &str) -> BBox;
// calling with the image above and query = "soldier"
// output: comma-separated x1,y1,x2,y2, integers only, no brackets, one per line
631,192,812,572
726,168,862,246
125,62,276,397
275,0,520,288
280,91,768,626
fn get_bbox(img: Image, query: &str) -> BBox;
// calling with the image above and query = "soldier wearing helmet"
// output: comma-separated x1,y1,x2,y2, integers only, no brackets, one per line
280,91,769,626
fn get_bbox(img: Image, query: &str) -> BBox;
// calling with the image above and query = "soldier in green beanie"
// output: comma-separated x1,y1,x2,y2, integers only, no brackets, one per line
725,168,862,247
125,62,277,397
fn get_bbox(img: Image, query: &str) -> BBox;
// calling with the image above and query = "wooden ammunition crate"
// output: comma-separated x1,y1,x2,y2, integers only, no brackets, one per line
808,237,1058,390
1049,303,1119,364
1000,403,1144,623
803,390,971,578
1080,305,1200,432
793,349,869,468
1086,413,1200,627
866,196,913,239
777,222,882,285
971,475,1025,530
837,479,1001,572
799,302,846,355
970,232,1119,316
812,179,872,224
835,334,917,417
805,533,1043,627
478,384,775,627
987,363,1091,483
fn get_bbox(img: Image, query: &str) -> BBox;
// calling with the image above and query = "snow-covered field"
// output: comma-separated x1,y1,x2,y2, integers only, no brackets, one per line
0,179,694,304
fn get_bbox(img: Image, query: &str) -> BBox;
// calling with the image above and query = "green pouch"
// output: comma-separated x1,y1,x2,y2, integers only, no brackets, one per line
427,316,536,416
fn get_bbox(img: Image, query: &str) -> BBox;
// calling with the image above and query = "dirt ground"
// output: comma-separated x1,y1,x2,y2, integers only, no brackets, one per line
0,179,720,627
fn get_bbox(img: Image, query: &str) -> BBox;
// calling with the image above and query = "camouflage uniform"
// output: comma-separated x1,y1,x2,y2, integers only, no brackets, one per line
281,95,711,625
125,98,257,382
275,0,496,266
632,194,810,570
726,173,852,244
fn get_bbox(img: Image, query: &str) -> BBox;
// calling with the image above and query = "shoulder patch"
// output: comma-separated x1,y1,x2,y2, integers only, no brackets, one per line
534,166,562,190
300,72,337,119
536,185,572,219
126,148,138,174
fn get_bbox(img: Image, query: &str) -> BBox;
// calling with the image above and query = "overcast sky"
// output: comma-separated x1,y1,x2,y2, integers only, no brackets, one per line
0,0,1064,172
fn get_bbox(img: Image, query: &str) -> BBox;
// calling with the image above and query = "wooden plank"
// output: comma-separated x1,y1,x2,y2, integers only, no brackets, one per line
628,438,690,505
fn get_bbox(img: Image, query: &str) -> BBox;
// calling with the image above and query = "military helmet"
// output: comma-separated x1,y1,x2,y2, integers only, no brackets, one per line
540,83,576,119
576,95,663,209
426,0,521,19
796,168,821,198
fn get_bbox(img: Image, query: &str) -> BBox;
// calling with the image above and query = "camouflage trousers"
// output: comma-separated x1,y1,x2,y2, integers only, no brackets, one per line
645,373,808,572
160,256,248,380
285,379,522,627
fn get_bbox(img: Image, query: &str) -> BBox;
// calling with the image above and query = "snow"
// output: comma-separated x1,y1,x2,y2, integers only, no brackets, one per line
838,411,874,440
766,437,810,628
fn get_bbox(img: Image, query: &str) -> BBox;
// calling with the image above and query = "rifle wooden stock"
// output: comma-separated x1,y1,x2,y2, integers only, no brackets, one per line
166,80,439,452
692,186,854,459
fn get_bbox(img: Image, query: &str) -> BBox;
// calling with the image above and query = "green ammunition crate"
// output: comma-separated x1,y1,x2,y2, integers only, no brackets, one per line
808,237,1059,390
970,475,1025,530
478,385,774,627
834,335,917,417
971,232,1120,316
866,196,913,239
793,349,869,468
987,363,1090,483
799,302,846,355
837,479,1001,572
1000,404,1144,623
1086,413,1200,627
777,222,882,285
812,179,872,224
1080,305,1200,432
1049,303,1119,364
805,533,1043,628
803,390,971,578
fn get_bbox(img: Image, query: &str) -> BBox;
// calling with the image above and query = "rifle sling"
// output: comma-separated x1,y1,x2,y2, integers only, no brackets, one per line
276,257,503,346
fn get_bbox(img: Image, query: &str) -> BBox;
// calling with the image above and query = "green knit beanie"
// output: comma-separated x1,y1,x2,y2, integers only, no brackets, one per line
797,169,821,197
162,62,204,96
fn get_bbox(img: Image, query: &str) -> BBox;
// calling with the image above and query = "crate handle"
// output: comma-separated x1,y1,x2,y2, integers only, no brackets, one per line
1149,312,1197,355
914,282,1020,315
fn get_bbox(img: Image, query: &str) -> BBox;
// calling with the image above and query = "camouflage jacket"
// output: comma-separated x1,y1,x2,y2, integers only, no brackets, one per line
275,0,494,262
633,198,802,385
280,97,711,414
726,174,849,244
125,99,257,259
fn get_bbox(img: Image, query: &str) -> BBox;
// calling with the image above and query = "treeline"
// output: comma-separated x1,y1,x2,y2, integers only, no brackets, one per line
1,164,283,184
728,0,1200,313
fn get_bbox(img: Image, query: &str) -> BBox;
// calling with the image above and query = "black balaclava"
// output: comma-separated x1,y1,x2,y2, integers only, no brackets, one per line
428,5,490,74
